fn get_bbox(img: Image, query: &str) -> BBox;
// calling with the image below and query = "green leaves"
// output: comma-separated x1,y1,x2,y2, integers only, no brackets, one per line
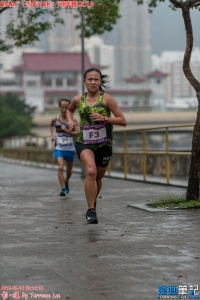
0,0,65,50
0,93,36,138
7,19,52,46
1,0,199,51
77,0,121,37
0,0,122,50
0,39,13,52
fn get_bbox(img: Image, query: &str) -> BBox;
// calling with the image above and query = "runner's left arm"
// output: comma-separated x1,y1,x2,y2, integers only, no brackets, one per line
89,93,127,127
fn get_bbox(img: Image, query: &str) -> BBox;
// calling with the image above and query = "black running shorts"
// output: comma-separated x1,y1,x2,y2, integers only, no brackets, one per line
75,142,112,167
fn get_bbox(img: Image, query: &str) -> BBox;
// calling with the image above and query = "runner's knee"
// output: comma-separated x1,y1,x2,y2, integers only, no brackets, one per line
58,165,64,172
86,167,97,179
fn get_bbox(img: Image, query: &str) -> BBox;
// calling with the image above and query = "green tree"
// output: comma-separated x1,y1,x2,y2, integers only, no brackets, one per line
76,0,121,37
0,93,36,138
0,0,121,51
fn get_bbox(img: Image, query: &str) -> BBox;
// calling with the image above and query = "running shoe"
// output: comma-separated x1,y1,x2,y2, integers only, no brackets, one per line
65,182,70,194
65,187,70,194
60,189,66,196
86,209,98,224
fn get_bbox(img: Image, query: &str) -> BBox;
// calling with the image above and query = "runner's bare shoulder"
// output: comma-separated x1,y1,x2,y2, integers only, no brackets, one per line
72,94,82,106
50,116,57,126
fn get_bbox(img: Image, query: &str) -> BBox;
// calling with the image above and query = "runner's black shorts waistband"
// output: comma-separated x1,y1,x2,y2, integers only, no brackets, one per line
75,142,112,167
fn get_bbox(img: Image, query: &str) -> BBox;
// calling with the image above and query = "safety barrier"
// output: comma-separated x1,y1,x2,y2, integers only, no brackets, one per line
0,124,194,185
109,124,193,185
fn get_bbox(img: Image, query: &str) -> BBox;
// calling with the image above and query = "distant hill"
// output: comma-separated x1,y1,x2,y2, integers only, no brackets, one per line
150,1,200,55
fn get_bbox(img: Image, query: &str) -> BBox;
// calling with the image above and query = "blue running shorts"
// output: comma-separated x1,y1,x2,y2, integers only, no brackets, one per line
54,150,76,162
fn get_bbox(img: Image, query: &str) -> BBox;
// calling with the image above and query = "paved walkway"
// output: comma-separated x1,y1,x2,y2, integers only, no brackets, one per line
0,162,200,300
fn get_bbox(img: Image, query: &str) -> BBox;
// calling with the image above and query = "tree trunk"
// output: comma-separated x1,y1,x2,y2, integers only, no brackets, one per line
180,4,200,200
186,104,200,200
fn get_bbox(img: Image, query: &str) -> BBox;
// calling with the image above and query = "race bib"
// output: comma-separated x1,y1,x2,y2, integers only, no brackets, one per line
82,123,107,144
57,136,73,145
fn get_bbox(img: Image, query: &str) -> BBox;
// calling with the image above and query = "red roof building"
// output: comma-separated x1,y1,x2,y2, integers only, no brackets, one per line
107,89,151,96
13,52,103,72
124,75,145,83
146,69,168,78
120,70,169,111
8,52,107,112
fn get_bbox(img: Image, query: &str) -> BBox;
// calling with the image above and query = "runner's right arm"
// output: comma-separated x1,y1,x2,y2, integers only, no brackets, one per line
61,118,79,137
66,95,81,130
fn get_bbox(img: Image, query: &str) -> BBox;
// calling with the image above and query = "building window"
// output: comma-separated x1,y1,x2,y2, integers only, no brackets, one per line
47,98,54,105
56,79,63,87
0,81,16,86
27,81,36,87
67,78,75,87
156,79,161,84
45,79,52,87
45,97,57,108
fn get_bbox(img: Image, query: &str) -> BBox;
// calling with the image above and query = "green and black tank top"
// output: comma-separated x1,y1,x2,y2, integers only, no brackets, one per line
76,92,113,149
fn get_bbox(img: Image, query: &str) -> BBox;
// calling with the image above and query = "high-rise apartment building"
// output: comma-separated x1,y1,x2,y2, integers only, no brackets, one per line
44,1,151,85
152,47,200,108
43,10,80,52
103,0,151,86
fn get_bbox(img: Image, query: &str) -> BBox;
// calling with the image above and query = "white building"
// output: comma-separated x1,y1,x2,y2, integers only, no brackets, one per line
152,47,200,109
69,36,115,87
0,48,43,102
120,70,168,111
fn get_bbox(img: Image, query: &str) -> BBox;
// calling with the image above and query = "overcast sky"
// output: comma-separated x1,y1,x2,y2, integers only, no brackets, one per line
150,1,200,55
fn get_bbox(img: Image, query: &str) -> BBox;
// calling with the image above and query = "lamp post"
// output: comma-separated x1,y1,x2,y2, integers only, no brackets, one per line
81,12,85,95
81,12,86,179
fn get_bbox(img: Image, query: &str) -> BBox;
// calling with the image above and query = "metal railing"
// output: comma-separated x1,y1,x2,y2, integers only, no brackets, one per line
110,123,193,185
1,136,56,168
0,124,194,185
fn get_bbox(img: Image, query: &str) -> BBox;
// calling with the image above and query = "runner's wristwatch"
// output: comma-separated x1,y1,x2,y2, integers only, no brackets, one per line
104,116,109,123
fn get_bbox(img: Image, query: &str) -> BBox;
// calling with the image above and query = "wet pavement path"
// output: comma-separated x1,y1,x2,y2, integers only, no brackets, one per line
0,162,200,300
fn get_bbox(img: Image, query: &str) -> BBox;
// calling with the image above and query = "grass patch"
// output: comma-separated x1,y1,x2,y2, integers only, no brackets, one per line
150,196,200,209
43,110,60,115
